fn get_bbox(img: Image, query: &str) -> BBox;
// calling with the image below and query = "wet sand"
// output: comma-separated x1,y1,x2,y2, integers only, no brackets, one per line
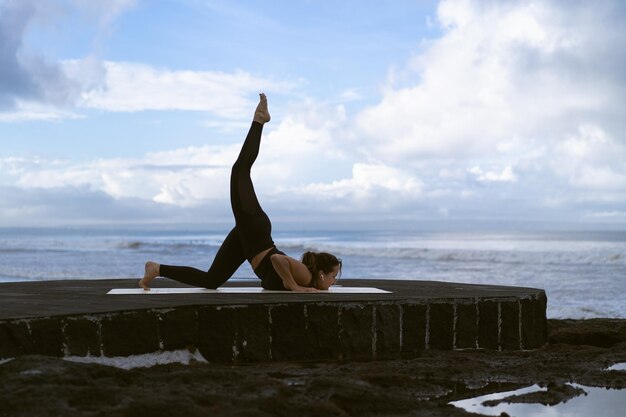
1,319,625,417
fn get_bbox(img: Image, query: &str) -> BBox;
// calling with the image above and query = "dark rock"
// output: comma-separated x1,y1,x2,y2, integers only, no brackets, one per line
375,304,401,360
305,303,340,362
62,316,100,356
455,302,478,349
0,321,32,357
520,298,536,349
429,303,454,350
550,328,623,347
100,311,160,357
270,304,307,361
197,306,238,362
537,293,548,344
402,303,427,357
477,300,499,349
500,301,520,350
548,319,626,348
158,307,198,351
0,318,625,417
27,318,65,357
237,304,271,362
339,304,374,360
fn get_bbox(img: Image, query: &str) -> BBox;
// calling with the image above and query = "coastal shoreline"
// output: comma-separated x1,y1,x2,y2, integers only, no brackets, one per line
1,318,624,417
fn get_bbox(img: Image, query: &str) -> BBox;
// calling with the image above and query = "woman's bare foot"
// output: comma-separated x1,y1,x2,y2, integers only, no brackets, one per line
139,261,160,290
253,93,271,124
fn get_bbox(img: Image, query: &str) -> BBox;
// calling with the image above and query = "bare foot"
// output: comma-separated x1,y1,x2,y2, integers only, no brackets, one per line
139,261,160,290
253,93,271,124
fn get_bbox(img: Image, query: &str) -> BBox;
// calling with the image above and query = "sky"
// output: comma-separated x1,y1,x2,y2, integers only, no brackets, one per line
0,0,625,230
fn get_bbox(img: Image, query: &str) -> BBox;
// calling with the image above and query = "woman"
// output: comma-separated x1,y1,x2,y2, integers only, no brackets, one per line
140,93,341,292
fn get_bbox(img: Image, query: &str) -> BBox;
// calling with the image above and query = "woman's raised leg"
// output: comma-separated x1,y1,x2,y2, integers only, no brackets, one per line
139,94,272,290
230,94,275,261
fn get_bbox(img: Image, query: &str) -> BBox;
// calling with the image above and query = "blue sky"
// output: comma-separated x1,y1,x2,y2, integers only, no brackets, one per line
1,0,625,229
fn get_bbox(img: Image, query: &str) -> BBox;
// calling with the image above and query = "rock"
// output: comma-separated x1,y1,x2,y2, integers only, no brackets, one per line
0,319,624,417
548,319,626,347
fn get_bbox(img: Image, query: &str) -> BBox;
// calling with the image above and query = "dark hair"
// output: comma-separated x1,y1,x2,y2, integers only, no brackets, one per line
301,251,342,287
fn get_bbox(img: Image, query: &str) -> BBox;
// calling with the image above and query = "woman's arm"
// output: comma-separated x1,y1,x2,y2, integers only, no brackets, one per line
271,255,318,292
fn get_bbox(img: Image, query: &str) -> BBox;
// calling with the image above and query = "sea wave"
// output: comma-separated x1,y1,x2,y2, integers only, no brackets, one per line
0,247,72,254
2,234,623,268
115,240,220,251
276,241,626,267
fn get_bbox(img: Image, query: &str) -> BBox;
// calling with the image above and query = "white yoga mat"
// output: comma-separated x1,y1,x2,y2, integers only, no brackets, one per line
107,286,391,295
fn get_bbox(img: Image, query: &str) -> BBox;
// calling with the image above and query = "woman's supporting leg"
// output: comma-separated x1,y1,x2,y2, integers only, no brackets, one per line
150,227,246,289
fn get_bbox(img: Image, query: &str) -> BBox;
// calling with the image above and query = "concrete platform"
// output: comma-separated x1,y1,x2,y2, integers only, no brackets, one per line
0,279,547,362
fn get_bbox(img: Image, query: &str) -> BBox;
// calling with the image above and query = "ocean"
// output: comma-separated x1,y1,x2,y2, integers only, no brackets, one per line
0,227,624,319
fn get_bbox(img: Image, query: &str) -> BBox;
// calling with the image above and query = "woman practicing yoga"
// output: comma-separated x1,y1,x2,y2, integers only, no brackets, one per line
140,93,341,292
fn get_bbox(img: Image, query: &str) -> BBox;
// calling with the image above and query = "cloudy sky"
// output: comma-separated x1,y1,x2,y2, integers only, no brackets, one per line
0,0,625,229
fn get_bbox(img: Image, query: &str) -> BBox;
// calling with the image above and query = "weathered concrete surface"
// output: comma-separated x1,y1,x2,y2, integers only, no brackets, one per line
0,279,547,361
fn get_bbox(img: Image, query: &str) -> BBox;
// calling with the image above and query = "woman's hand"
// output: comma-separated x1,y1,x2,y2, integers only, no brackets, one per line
291,285,319,293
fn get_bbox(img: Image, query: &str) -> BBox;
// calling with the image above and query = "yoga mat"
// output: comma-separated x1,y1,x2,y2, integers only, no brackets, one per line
107,286,391,295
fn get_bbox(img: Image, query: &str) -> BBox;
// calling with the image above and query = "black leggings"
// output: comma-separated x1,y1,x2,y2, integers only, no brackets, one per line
159,122,277,289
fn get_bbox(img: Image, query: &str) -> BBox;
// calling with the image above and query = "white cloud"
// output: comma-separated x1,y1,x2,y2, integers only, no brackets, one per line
2,0,625,226
356,0,625,162
256,101,351,187
349,0,626,222
0,0,296,124
0,58,298,122
551,124,626,191
298,163,422,201
0,97,421,217
8,146,237,206
0,0,142,115
0,0,79,109
0,101,82,121
586,211,626,220
0,100,351,209
66,60,296,118
0,183,220,227
468,165,517,183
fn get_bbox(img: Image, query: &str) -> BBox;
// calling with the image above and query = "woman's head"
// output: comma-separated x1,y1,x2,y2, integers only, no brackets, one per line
301,251,342,290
